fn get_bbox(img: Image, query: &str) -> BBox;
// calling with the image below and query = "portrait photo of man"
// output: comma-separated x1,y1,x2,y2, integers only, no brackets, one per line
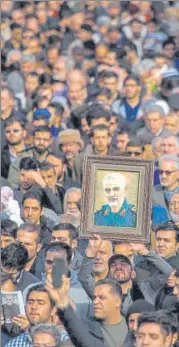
94,172,137,227
2,294,20,324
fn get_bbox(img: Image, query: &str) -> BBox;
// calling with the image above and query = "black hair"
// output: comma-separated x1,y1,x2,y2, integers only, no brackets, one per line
108,254,132,269
33,125,52,136
49,103,64,116
86,106,111,126
19,157,40,171
1,219,18,239
116,127,130,135
26,284,54,307
10,23,22,31
124,75,141,86
26,71,39,79
17,223,41,243
26,13,38,21
155,222,179,242
90,124,110,137
126,139,144,151
45,242,72,264
95,278,122,298
161,77,179,91
123,41,137,53
39,73,52,85
46,151,66,164
97,88,112,99
1,242,28,270
137,310,178,337
52,223,78,241
39,162,55,172
101,70,118,80
4,116,26,129
81,24,93,32
22,190,43,208
163,38,176,49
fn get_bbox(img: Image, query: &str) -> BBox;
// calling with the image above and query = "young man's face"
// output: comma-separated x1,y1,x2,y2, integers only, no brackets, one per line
26,291,54,325
22,198,42,224
136,322,170,347
40,168,56,190
155,230,177,258
33,131,52,154
17,230,41,261
91,129,110,154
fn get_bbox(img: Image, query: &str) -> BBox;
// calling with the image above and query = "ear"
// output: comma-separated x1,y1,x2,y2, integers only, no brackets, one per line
71,239,77,249
23,129,27,139
172,332,178,345
36,243,42,253
51,305,57,319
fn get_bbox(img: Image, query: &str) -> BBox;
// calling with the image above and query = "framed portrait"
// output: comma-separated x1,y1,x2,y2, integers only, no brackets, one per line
80,155,154,243
1,291,25,324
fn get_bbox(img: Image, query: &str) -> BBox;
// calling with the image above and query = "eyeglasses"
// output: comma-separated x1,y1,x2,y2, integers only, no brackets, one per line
127,151,141,156
159,170,178,176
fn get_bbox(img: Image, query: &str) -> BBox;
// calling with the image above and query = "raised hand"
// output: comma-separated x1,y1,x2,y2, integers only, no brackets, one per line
45,272,70,310
11,315,30,331
86,234,103,258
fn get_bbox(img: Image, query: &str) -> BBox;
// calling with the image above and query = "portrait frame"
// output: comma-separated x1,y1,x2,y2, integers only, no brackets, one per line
1,291,25,324
80,155,154,243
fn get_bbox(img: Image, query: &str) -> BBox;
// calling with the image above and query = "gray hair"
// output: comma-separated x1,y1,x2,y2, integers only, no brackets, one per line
151,136,162,152
159,154,179,169
64,187,81,210
160,133,179,147
6,49,22,65
30,324,61,345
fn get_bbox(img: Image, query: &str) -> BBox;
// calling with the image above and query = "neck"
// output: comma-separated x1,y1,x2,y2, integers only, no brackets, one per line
67,158,74,168
104,310,122,325
94,269,109,282
24,256,36,272
95,148,108,156
1,108,12,120
34,149,48,161
127,95,140,106
121,279,133,294
9,142,25,154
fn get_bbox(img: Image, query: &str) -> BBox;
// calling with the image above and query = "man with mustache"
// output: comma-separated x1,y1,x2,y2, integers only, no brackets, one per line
94,172,137,227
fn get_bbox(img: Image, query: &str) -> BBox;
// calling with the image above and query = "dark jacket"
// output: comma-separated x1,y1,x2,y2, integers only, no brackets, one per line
39,215,55,246
71,249,83,273
1,145,11,179
15,270,39,293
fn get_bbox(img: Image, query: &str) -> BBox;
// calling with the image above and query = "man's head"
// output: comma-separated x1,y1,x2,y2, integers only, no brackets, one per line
1,219,17,249
64,188,81,219
40,162,57,191
46,152,65,182
22,190,43,224
52,56,68,82
155,222,179,258
151,137,162,160
90,125,111,155
136,311,178,347
19,157,39,192
59,129,83,162
163,38,176,60
5,295,13,306
114,242,135,262
115,129,130,152
16,223,42,263
102,70,119,97
88,107,111,129
4,117,26,146
1,242,28,280
160,135,179,155
33,126,52,155
126,300,155,333
169,193,179,225
103,172,127,208
124,75,141,100
45,242,72,274
173,269,179,302
31,323,61,347
68,82,87,106
93,279,122,322
92,240,113,275
145,107,165,135
1,86,15,113
158,154,179,190
25,72,39,94
108,254,134,284
126,139,144,159
26,285,56,325
51,223,78,249
164,113,179,135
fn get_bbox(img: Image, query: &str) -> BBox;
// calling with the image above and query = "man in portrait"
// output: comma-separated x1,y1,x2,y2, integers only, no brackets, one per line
94,172,137,227
2,295,20,323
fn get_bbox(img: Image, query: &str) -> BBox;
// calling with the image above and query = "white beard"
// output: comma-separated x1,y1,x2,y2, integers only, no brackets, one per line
170,211,179,224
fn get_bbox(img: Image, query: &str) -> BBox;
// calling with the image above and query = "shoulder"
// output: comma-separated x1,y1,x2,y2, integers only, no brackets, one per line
5,332,31,347
154,184,163,192
95,205,110,215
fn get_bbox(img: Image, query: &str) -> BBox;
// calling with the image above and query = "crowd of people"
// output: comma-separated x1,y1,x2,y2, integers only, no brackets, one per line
1,0,179,346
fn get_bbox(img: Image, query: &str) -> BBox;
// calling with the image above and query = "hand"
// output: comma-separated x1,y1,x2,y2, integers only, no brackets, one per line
25,170,46,188
129,243,149,256
11,315,30,331
86,234,103,258
45,273,70,310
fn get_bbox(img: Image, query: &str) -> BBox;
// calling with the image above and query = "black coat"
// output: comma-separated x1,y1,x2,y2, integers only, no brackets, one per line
1,145,11,179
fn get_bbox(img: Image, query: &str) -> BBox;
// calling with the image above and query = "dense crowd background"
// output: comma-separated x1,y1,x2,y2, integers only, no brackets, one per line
1,1,179,347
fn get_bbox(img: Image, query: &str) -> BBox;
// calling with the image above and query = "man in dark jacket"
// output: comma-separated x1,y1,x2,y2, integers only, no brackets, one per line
46,275,128,347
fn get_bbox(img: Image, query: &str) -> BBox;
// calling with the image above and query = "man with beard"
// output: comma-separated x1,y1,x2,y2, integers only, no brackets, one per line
64,188,82,226
13,157,63,215
1,117,27,179
8,125,52,189
169,193,179,226
94,172,137,227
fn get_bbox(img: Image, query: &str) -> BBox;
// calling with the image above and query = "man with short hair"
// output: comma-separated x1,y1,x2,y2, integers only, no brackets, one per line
164,113,179,135
169,193,179,226
137,106,169,144
154,222,179,260
153,154,179,209
46,276,128,347
160,134,179,155
5,285,57,347
51,223,83,272
1,117,27,179
1,219,18,249
136,311,178,347
8,125,53,189
94,172,137,227
126,139,144,159
114,129,130,152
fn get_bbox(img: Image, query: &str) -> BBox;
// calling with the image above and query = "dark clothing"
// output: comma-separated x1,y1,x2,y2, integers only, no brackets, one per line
13,270,39,293
71,249,83,273
1,110,26,148
39,215,55,246
58,305,127,347
155,285,173,310
1,145,11,179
